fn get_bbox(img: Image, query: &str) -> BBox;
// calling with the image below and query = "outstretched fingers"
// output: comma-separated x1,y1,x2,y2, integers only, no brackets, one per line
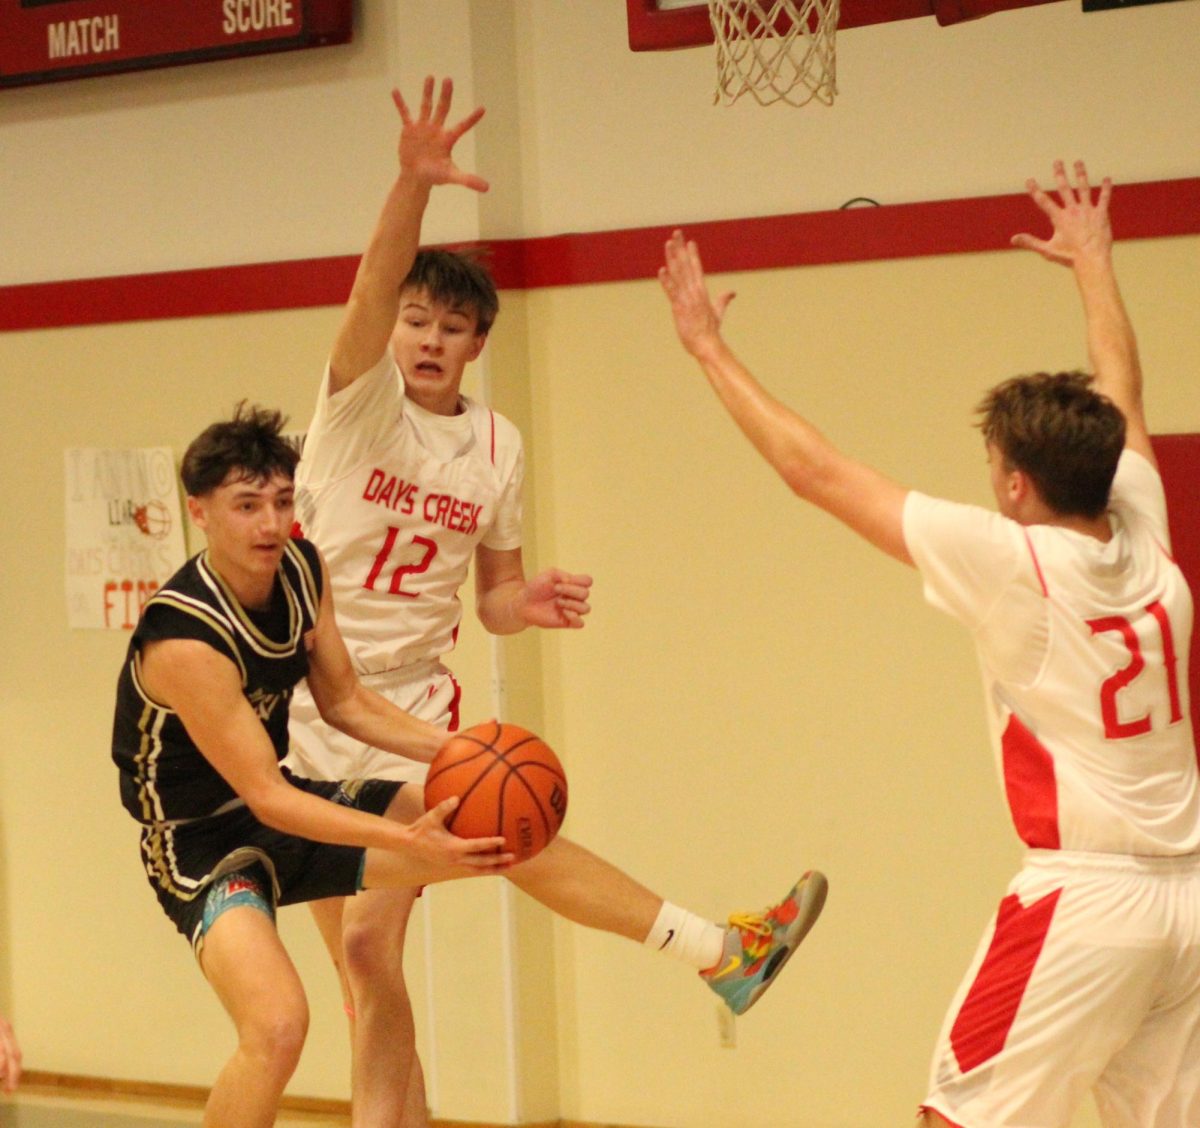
391,75,489,193
391,85,412,126
660,230,735,335
1012,159,1112,266
433,75,453,124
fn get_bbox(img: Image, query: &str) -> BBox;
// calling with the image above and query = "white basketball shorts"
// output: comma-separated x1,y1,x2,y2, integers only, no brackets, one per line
285,659,462,785
921,849,1200,1128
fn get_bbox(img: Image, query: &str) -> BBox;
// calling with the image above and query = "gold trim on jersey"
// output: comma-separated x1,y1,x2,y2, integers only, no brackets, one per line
285,539,321,624
141,822,205,898
132,697,169,824
197,551,304,659
141,827,281,915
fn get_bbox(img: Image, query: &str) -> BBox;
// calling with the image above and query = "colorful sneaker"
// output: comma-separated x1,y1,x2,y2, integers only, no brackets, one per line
701,870,828,1016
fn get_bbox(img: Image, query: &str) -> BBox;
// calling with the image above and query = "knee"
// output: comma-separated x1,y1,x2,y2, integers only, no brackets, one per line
341,915,406,987
239,1000,309,1079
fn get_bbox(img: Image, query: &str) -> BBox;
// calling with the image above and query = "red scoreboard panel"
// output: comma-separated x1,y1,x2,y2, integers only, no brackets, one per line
0,0,352,88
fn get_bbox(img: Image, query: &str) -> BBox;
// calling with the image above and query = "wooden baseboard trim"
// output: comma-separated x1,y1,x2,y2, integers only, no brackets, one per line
21,1070,349,1116
19,1071,607,1127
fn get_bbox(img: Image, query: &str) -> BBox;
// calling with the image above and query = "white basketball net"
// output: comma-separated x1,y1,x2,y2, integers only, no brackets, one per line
708,0,840,108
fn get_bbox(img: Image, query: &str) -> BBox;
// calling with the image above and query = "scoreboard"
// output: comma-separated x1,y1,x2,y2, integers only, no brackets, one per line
0,0,352,88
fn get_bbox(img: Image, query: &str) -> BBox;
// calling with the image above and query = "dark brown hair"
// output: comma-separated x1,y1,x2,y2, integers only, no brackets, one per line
976,371,1125,519
181,402,298,497
403,248,499,335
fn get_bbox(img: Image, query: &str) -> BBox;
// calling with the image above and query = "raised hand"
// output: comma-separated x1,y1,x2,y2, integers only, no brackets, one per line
1011,159,1112,267
658,230,735,358
393,75,489,194
518,568,593,630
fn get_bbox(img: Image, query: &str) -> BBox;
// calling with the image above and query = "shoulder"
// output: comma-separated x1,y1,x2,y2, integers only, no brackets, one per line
460,397,524,469
903,493,1037,628
904,491,1021,557
1109,448,1165,512
135,557,244,668
139,556,220,634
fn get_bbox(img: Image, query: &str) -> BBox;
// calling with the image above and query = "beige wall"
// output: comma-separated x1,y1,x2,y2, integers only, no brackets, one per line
1,1,1198,1126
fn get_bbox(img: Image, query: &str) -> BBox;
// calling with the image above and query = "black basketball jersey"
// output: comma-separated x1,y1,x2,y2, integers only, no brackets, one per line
112,538,323,824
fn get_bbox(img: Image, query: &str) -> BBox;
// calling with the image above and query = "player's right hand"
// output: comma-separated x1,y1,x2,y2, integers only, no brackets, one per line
401,796,514,879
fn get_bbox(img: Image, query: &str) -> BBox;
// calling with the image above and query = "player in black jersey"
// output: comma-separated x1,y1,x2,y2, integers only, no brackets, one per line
112,403,512,1128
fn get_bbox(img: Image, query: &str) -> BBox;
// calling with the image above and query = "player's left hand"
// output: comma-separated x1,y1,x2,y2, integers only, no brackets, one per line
518,569,593,629
659,230,735,358
393,75,489,194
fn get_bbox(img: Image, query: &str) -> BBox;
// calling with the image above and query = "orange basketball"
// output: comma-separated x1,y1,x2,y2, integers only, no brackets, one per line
424,721,568,863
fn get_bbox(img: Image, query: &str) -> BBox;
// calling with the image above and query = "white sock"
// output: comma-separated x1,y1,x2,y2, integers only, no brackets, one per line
644,901,726,971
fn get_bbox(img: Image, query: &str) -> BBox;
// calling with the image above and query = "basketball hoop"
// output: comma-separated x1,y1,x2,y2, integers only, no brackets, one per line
708,0,839,107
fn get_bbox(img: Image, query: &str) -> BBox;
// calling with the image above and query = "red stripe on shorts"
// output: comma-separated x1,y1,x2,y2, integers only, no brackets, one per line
950,887,1062,1074
446,673,462,732
1001,712,1061,850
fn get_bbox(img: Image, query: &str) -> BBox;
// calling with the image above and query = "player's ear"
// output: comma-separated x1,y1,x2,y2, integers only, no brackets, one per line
1008,467,1039,511
186,494,209,531
467,332,488,362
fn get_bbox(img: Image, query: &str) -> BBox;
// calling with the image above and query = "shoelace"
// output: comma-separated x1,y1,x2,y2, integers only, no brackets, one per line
727,911,772,941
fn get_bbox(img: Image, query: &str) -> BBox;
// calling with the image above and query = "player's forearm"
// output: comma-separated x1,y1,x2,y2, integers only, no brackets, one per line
1073,249,1143,411
476,578,529,636
322,685,445,764
247,775,412,850
330,173,432,388
694,335,842,502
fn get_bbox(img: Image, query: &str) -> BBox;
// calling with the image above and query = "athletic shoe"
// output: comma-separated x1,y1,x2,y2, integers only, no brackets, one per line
701,869,828,1016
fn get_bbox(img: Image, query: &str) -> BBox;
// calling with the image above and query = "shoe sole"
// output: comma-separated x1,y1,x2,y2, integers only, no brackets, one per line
736,869,828,1015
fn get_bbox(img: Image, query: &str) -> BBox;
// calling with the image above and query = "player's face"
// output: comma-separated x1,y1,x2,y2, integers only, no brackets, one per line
391,287,487,416
188,470,295,597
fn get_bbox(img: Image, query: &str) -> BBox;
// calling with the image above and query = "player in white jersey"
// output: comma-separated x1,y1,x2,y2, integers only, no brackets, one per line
285,78,828,1127
659,162,1200,1127
287,273,528,782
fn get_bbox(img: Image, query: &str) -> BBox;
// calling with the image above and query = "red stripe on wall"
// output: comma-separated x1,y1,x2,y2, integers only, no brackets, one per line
3,177,1198,332
0,256,360,332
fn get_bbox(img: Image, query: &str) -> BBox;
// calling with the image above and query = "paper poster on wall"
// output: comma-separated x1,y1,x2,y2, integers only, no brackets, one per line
65,447,187,630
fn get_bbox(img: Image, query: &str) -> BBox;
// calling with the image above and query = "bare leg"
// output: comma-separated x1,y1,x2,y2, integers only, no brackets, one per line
200,906,309,1128
309,896,351,1016
317,789,430,1128
505,834,663,941
341,886,428,1128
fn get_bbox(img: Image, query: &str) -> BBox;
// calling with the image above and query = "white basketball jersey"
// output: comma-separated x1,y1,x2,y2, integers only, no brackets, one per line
293,352,523,675
904,450,1199,856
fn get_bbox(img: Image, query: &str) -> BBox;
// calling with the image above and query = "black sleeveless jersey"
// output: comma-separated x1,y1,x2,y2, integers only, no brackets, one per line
112,538,323,825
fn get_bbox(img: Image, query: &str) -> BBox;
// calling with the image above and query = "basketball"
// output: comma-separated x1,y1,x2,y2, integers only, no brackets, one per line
424,721,568,863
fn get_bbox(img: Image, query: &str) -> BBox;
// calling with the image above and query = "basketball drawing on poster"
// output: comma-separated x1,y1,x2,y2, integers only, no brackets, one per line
64,446,187,630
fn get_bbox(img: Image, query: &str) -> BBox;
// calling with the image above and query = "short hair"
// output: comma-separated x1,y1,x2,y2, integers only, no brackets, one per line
976,371,1126,519
402,248,499,335
181,402,298,497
